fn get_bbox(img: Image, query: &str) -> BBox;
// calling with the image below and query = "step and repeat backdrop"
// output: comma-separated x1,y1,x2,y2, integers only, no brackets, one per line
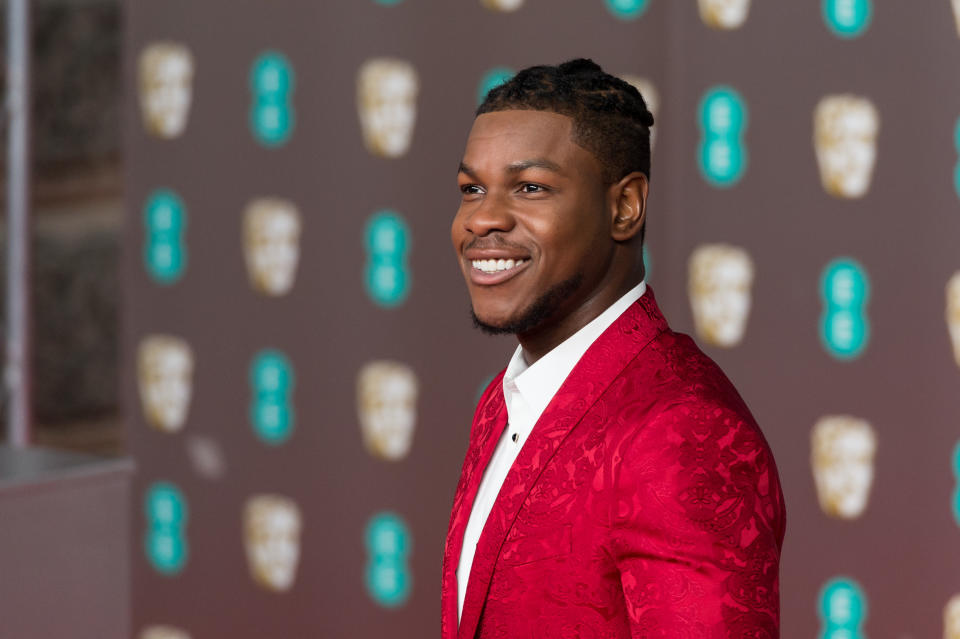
122,1,960,637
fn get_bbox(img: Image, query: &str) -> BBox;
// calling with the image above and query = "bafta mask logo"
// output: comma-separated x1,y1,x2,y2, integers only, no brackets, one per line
476,67,515,106
243,198,302,296
814,95,879,199
364,210,412,307
249,349,295,445
144,482,189,575
605,0,650,20
811,416,877,520
698,0,751,29
947,272,960,369
138,335,194,434
954,1,960,39
143,189,187,285
822,0,872,38
244,495,302,592
357,58,419,159
139,626,190,639
819,258,870,360
688,244,754,348
481,0,524,11
698,86,748,187
818,577,867,638
946,594,960,639
357,361,418,461
250,51,295,147
365,512,412,608
138,42,194,140
620,75,659,150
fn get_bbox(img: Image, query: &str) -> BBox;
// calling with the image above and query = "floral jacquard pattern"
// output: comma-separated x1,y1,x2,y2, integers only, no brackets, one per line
441,288,786,639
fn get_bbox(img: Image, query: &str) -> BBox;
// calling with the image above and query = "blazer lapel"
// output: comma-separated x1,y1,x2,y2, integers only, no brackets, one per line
441,375,509,639
456,290,669,639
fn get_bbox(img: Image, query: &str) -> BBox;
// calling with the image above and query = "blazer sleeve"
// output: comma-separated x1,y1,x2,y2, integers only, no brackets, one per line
607,401,785,638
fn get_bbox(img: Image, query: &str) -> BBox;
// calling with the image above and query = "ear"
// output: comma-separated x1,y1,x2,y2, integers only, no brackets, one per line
608,171,648,242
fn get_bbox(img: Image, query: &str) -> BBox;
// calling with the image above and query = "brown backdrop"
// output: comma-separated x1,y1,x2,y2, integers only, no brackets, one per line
123,1,960,636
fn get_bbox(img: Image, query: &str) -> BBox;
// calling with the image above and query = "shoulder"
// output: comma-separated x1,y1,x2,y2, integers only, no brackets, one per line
606,331,785,541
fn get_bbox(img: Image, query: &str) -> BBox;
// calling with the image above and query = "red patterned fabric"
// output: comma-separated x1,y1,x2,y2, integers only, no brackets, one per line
441,288,786,638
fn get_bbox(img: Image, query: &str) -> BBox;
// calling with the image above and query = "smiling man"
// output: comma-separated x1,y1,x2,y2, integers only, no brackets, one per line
441,59,786,638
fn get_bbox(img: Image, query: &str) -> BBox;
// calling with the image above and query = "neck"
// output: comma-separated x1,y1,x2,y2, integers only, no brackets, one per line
517,262,644,364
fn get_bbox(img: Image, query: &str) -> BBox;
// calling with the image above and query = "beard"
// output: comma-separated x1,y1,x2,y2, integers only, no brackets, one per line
471,272,584,336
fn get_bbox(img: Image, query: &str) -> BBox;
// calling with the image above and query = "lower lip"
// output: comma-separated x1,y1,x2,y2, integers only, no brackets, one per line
468,260,530,286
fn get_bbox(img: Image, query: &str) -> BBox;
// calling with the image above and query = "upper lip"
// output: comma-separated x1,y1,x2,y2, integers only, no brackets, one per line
463,248,530,261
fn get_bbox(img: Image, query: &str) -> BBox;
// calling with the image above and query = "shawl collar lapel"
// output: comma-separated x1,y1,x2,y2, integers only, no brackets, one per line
457,289,669,639
441,373,508,639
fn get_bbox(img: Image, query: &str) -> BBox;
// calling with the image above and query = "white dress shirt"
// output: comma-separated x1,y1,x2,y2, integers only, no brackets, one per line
456,280,647,622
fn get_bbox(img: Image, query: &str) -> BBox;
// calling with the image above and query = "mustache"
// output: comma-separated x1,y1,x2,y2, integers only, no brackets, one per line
463,235,528,253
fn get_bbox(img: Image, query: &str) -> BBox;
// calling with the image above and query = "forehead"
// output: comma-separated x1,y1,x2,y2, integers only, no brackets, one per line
463,110,598,173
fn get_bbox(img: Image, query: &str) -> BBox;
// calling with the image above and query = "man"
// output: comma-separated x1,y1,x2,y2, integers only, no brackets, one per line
441,59,786,638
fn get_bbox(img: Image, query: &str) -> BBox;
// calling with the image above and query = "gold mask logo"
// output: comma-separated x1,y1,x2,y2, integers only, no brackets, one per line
137,335,194,434
243,198,302,297
814,95,879,199
688,244,754,348
946,272,960,370
138,42,194,140
811,416,877,520
139,626,190,639
357,361,419,461
698,0,751,29
357,58,419,159
619,75,659,151
244,495,303,592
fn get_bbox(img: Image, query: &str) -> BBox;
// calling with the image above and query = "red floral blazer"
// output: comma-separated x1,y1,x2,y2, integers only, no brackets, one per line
441,288,786,638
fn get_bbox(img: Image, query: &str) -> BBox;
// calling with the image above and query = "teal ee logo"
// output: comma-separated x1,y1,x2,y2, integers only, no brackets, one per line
364,210,411,307
144,481,188,575
951,441,960,527
477,67,514,106
822,0,872,39
250,51,295,147
819,258,870,360
365,511,412,608
250,349,295,444
605,0,650,21
953,116,960,202
143,189,187,284
818,577,867,638
698,86,748,187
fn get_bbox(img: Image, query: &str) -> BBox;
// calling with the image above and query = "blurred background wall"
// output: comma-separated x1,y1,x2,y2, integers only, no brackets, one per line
4,0,960,637
0,0,122,454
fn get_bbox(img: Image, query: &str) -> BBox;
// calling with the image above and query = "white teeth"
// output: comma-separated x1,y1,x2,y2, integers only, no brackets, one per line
471,258,526,273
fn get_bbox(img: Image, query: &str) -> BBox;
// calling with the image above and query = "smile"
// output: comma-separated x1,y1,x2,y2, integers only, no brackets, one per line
471,258,528,273
467,257,530,286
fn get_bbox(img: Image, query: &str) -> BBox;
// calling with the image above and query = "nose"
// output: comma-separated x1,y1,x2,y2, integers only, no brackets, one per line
460,194,515,237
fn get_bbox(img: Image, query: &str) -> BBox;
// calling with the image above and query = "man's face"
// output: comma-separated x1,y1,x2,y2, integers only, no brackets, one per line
452,110,612,335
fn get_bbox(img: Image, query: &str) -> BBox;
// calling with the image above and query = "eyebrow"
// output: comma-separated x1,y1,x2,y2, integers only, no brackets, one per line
458,158,563,178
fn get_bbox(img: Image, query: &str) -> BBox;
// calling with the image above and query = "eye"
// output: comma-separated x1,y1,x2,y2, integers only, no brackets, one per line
460,184,484,196
518,183,547,194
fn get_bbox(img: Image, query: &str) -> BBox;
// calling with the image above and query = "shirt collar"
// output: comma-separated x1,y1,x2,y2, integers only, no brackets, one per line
502,280,647,428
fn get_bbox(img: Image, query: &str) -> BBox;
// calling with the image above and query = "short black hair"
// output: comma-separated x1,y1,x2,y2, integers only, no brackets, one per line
477,58,654,185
